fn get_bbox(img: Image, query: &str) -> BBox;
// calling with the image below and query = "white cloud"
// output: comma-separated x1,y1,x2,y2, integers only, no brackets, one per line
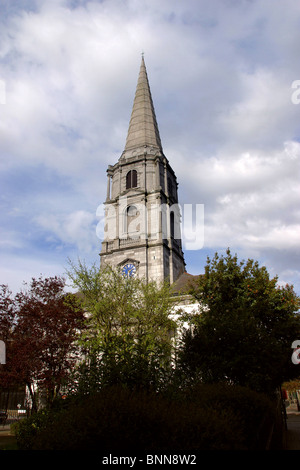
0,0,300,293
199,142,300,246
35,210,98,253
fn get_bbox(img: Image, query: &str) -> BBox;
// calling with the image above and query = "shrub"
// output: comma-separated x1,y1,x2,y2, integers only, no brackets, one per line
12,409,53,450
14,384,278,451
15,386,244,451
180,382,277,450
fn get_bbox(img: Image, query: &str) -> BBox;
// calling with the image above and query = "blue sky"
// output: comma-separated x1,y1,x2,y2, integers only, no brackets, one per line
0,0,300,294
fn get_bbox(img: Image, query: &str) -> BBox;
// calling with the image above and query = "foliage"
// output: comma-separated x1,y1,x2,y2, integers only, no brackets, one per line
0,276,85,411
66,261,177,391
13,383,279,451
0,285,17,343
12,386,237,451
12,408,53,450
282,378,300,392
179,382,277,450
178,249,300,393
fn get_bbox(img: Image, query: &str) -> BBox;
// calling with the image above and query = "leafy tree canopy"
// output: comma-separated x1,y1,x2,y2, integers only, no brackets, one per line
178,249,300,394
0,277,85,411
66,260,178,392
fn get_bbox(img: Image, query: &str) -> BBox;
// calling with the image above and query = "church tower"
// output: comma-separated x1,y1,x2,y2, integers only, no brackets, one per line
100,57,186,284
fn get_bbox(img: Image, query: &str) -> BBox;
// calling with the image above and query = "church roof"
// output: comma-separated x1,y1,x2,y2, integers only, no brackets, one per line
171,272,202,296
124,56,163,152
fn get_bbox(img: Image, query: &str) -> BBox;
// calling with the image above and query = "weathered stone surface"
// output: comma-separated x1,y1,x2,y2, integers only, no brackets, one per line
100,57,186,284
125,57,162,152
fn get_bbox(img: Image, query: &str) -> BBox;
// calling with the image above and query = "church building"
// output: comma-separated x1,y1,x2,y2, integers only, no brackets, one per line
100,56,188,287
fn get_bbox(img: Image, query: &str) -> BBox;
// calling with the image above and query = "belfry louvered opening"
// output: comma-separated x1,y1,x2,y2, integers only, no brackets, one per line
126,169,137,189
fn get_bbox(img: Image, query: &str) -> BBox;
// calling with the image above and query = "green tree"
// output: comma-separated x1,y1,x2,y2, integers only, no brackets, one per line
0,285,16,344
178,249,300,394
66,261,178,392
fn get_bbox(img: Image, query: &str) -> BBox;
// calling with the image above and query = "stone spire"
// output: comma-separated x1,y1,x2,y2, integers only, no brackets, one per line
124,56,162,152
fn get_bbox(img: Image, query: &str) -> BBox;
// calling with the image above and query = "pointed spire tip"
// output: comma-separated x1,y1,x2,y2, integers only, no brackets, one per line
124,54,162,152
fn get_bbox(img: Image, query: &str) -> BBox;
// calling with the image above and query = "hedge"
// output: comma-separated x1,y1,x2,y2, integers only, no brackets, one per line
13,383,278,451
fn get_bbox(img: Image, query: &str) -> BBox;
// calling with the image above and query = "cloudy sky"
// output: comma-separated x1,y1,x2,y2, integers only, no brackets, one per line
0,0,300,294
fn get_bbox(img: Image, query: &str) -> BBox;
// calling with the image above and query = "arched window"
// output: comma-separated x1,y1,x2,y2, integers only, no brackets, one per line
127,205,138,218
170,211,175,238
125,205,139,238
126,170,137,189
168,177,173,197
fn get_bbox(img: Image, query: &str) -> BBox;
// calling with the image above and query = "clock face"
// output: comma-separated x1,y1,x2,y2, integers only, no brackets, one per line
122,263,136,278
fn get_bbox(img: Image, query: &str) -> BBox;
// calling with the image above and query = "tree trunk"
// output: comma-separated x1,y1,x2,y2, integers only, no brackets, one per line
26,382,38,414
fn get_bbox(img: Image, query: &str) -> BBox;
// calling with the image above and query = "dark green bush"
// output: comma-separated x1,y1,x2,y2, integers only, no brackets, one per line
14,384,278,451
180,382,277,450
12,409,53,450
12,395,79,450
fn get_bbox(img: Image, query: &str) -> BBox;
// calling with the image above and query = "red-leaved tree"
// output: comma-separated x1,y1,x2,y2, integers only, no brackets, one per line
0,277,85,412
